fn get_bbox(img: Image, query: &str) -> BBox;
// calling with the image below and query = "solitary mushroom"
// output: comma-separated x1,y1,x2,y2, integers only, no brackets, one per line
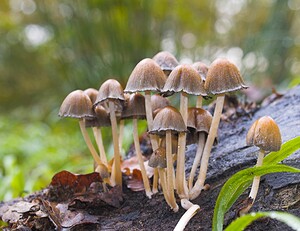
189,58,248,200
121,93,152,198
240,116,281,214
149,106,187,212
162,64,206,198
94,79,125,187
152,51,179,76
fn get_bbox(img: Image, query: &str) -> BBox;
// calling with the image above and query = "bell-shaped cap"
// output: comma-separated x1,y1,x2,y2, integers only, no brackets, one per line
246,116,282,152
95,79,125,113
59,90,95,119
161,64,207,97
152,51,179,75
121,93,146,120
85,105,111,127
124,58,167,93
84,88,99,104
148,147,167,168
205,58,248,95
192,62,208,82
149,106,187,136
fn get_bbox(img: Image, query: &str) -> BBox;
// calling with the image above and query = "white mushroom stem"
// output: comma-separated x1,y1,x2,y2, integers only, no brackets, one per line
166,130,179,212
108,101,122,187
92,127,108,166
188,133,205,190
176,92,188,198
196,95,203,108
189,95,225,200
174,203,200,231
133,118,152,199
240,149,265,215
79,119,104,167
145,91,159,193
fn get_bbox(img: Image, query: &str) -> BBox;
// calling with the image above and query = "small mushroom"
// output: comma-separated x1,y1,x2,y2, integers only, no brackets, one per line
94,79,125,187
149,106,187,212
240,116,281,215
162,64,207,198
189,58,248,200
121,93,152,198
152,51,179,76
58,90,105,169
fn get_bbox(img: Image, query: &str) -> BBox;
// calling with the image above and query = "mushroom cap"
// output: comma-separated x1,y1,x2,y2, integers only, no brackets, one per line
124,58,167,93
148,147,167,168
95,79,125,112
121,93,146,120
161,64,207,97
204,58,248,95
84,88,99,104
246,116,282,152
152,51,179,72
187,107,212,133
192,62,208,82
149,106,187,136
85,105,111,127
59,90,95,119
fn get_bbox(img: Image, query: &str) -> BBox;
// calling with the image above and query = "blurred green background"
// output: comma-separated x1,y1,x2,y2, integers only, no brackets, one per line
0,0,300,201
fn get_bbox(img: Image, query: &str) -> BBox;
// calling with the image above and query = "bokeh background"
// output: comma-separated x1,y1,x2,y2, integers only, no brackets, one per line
0,0,300,201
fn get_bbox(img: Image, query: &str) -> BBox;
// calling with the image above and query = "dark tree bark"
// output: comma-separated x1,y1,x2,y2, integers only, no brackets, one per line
1,85,300,231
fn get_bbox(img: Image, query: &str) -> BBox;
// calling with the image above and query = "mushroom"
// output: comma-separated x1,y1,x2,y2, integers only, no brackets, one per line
192,62,209,108
162,64,206,198
186,107,213,190
124,58,166,193
94,79,125,187
58,90,105,169
121,93,152,198
152,51,179,76
149,106,187,212
240,116,281,215
189,58,248,200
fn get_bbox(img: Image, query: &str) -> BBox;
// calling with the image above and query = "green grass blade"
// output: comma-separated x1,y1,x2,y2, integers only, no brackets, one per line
212,164,300,231
264,136,300,165
225,211,300,231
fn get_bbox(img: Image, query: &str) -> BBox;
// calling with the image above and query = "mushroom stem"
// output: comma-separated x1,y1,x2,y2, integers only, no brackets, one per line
133,118,152,198
189,95,225,200
176,92,188,198
108,101,122,187
196,95,203,108
79,119,104,167
92,127,108,166
174,204,200,231
166,130,179,212
188,133,205,190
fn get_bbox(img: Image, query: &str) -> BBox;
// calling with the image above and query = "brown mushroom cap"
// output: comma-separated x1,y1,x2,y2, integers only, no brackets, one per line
84,88,99,104
148,147,167,168
204,58,248,95
85,105,111,127
121,93,146,120
124,58,167,93
246,116,282,152
95,79,125,113
161,64,207,97
192,62,208,82
152,51,179,72
149,106,187,136
59,90,95,119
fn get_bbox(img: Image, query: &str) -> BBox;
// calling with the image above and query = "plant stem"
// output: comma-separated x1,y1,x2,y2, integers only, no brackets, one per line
189,95,225,200
109,101,122,187
133,118,152,198
188,133,205,190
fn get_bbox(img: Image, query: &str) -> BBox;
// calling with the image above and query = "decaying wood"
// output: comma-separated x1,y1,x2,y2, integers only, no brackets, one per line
1,85,300,230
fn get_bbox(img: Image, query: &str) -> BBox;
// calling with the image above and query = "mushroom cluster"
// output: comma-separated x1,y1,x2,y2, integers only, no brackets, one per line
59,51,257,219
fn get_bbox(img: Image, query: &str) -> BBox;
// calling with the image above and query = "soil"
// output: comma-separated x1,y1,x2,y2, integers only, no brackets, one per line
1,85,300,231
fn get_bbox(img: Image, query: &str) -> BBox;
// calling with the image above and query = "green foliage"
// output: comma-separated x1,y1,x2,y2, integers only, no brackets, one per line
213,137,300,231
225,211,300,231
